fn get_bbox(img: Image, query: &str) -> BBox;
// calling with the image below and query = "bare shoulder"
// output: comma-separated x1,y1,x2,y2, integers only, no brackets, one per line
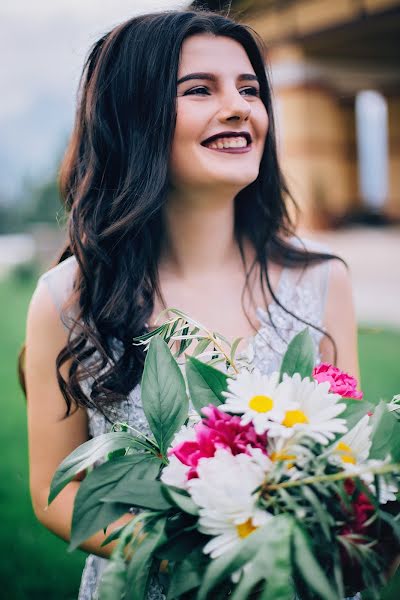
324,258,355,329
327,258,352,291
27,276,70,358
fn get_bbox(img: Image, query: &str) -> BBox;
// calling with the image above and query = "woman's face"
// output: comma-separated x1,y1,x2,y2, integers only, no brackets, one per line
169,34,269,193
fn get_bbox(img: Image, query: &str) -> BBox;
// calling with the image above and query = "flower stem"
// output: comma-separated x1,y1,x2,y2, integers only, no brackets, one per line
262,462,400,492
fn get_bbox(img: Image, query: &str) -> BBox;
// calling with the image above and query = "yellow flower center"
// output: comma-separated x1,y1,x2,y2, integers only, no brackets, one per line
270,451,296,463
236,518,257,539
248,395,274,413
282,410,309,428
336,441,356,465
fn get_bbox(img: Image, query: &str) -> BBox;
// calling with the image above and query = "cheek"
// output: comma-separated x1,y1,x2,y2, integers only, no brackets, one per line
257,107,269,141
173,100,207,146
169,103,209,178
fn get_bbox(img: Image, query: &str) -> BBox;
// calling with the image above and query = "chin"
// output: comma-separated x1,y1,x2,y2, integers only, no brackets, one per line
211,168,259,188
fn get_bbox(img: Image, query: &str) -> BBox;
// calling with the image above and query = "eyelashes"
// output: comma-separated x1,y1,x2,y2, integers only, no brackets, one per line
183,86,260,97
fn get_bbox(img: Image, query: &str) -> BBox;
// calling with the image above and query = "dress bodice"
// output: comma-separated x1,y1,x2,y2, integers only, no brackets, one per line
37,238,333,600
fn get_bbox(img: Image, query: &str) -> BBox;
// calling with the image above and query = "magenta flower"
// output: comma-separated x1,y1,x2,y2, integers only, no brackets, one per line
312,363,363,399
169,404,268,479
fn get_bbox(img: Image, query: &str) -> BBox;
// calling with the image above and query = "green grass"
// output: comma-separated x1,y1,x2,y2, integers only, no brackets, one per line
0,273,399,599
0,274,86,599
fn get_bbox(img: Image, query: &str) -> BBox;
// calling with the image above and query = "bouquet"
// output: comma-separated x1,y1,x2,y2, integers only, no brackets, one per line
49,311,400,599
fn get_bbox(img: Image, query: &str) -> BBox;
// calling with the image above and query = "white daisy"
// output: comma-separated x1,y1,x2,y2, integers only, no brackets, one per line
267,373,347,444
328,417,398,504
329,415,372,470
220,370,297,435
161,455,191,489
187,449,272,558
361,459,398,504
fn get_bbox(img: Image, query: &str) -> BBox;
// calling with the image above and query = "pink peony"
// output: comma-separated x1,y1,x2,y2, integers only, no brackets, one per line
169,404,268,479
312,363,363,399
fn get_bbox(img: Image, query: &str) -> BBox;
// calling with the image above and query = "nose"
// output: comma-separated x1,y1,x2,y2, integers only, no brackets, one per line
216,88,251,124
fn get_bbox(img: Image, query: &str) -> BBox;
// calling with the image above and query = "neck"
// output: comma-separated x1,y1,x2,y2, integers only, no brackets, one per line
160,186,245,281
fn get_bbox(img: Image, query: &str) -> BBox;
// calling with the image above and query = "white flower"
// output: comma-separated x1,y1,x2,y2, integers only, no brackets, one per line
160,424,197,489
329,415,372,470
328,417,398,504
170,423,197,446
187,449,272,558
220,370,297,435
267,435,312,474
267,373,347,444
160,455,190,489
361,459,398,504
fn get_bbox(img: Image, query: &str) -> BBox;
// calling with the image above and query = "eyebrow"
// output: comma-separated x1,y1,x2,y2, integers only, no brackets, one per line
177,72,259,85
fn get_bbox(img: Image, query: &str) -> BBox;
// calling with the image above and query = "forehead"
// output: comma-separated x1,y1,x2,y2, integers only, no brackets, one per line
178,34,254,77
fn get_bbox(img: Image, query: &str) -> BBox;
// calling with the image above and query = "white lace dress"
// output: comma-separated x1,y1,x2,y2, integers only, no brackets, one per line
38,239,359,600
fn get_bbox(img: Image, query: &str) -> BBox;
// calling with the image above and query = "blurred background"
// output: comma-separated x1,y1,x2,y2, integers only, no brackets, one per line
0,0,399,598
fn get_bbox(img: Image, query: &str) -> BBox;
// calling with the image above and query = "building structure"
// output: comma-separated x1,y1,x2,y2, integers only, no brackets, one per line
193,0,400,228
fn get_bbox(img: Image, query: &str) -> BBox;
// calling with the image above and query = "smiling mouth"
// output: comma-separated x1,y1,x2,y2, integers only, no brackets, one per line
200,133,252,154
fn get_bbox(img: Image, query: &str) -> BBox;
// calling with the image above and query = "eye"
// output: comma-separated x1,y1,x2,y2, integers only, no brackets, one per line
183,86,210,96
240,87,260,97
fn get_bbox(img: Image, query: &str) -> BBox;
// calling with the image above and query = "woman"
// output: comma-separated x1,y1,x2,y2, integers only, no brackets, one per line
23,9,359,599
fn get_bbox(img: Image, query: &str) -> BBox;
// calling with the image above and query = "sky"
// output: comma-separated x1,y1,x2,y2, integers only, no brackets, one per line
0,0,192,200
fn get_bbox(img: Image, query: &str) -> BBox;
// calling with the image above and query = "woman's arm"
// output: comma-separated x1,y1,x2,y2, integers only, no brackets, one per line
25,281,131,558
319,259,361,382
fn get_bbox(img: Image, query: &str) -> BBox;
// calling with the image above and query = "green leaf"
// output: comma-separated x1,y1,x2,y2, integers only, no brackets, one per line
192,338,211,357
70,454,161,550
378,509,400,542
230,337,244,363
197,523,270,600
162,486,199,516
167,546,208,599
292,523,339,600
341,398,374,431
279,328,315,382
155,525,202,562
302,485,333,541
103,480,173,511
126,517,167,600
97,553,127,600
230,515,295,600
48,432,145,504
259,516,293,600
141,336,189,456
185,356,228,414
369,400,400,462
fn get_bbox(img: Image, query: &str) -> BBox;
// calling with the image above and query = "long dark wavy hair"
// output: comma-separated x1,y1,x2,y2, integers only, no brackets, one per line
19,9,340,417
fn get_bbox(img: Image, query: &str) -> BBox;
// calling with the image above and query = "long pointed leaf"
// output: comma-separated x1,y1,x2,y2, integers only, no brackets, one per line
197,522,272,600
259,515,294,600
292,524,339,600
126,517,167,600
70,454,160,550
102,480,172,511
48,432,145,503
279,329,315,382
369,400,400,462
141,337,188,456
97,554,127,600
186,356,228,414
167,546,207,599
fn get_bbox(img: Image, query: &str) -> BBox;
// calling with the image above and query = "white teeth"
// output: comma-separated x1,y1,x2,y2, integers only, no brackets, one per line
204,135,248,149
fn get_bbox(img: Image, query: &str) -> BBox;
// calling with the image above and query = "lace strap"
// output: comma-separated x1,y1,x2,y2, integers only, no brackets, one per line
38,255,78,331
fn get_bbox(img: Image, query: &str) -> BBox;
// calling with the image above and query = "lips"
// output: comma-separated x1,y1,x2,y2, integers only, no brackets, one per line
201,131,252,146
